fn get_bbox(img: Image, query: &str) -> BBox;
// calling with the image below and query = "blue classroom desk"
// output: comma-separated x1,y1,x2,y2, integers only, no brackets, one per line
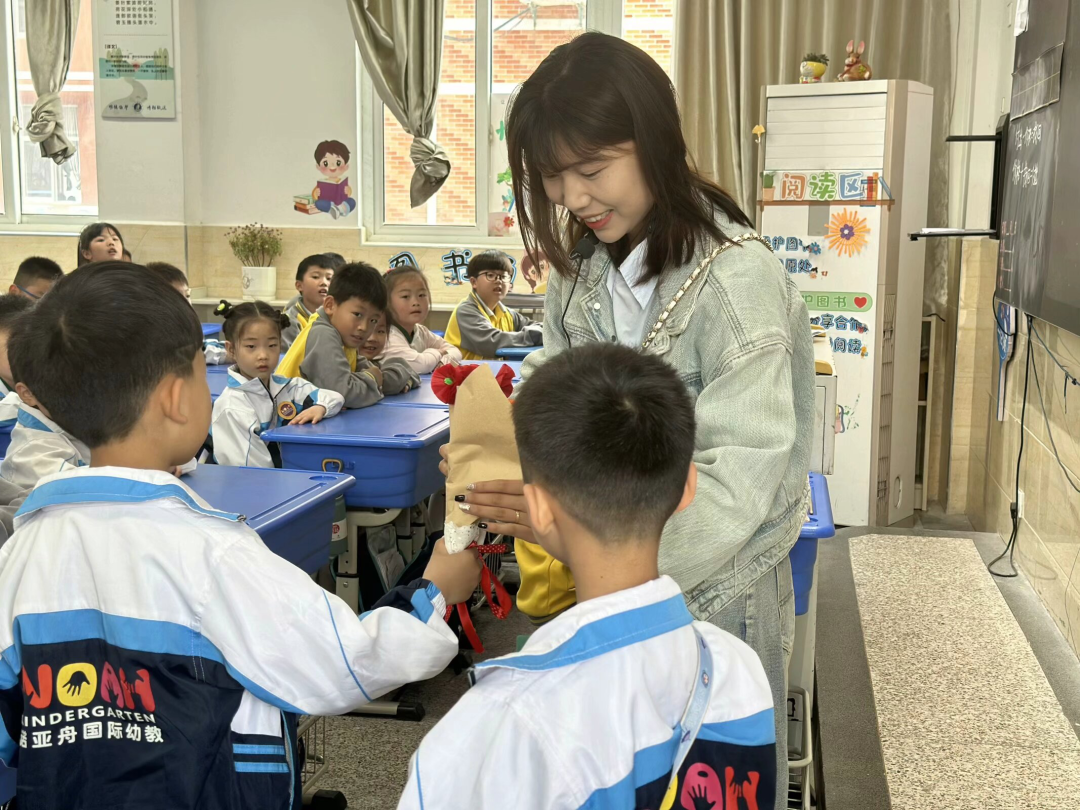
184,465,354,573
208,372,228,402
792,473,834,615
202,323,221,338
261,405,448,509
494,345,540,359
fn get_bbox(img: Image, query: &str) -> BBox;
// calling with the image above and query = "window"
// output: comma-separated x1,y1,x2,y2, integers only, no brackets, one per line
1,0,98,221
362,0,674,245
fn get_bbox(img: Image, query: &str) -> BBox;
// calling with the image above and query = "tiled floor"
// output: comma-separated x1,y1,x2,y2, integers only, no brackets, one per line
311,604,534,809
849,534,1080,809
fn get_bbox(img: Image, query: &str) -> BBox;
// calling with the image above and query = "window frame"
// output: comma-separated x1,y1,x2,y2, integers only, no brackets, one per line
359,0,625,248
0,0,97,230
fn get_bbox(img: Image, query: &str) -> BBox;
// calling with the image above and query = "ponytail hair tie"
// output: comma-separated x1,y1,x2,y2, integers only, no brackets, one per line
216,299,235,318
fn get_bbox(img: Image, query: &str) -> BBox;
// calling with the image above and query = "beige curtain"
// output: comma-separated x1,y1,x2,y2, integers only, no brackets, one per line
674,0,953,315
24,0,80,164
347,0,451,207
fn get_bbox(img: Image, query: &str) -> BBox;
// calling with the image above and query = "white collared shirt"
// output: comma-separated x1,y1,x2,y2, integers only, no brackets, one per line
606,239,658,347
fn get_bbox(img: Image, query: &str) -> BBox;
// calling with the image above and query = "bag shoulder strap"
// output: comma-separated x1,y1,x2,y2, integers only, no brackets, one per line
641,233,773,350
666,626,714,794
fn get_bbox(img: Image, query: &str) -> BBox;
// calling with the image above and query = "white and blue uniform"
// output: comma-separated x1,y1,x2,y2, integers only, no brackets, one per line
399,576,777,810
0,466,458,810
204,339,229,365
0,391,20,429
212,369,344,468
0,402,90,490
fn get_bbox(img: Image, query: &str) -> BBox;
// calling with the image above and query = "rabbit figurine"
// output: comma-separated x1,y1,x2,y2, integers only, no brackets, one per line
838,40,872,81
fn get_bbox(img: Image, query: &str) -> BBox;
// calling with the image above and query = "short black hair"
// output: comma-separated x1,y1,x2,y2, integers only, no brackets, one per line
216,300,290,343
296,254,334,282
9,262,202,449
323,253,346,269
467,250,512,279
145,262,188,288
513,343,696,542
327,262,387,310
0,295,32,334
13,257,63,288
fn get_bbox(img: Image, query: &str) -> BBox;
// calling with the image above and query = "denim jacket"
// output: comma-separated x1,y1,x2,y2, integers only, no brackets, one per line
521,213,815,620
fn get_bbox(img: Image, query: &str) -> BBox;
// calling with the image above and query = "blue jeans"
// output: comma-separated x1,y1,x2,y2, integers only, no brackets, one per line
315,197,356,214
707,557,795,810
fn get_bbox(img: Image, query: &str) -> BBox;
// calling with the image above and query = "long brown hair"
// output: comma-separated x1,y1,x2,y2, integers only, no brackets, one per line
506,32,751,283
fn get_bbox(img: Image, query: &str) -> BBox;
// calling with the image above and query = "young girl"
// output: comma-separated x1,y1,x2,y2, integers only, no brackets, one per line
212,300,344,468
77,222,125,266
453,32,815,806
444,251,542,360
381,265,462,373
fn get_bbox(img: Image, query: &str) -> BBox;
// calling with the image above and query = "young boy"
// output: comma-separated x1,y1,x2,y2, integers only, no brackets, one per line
146,262,229,365
8,257,63,301
282,254,335,349
445,250,542,360
0,295,32,436
0,261,482,809
399,344,777,810
277,262,418,408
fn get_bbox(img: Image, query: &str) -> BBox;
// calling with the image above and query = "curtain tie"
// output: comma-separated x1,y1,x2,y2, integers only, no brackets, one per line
27,92,75,164
409,136,451,208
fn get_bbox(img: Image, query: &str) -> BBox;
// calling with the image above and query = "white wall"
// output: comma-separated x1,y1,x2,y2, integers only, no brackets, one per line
194,0,359,227
948,0,1016,229
92,0,187,223
92,0,361,228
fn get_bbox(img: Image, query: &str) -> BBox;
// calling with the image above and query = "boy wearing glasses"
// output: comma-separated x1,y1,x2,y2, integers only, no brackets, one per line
9,257,63,301
445,251,543,360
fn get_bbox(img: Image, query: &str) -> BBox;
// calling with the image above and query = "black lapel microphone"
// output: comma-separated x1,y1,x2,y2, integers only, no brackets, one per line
562,233,598,348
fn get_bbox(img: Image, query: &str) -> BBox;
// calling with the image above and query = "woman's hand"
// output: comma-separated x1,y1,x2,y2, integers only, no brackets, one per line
439,444,535,542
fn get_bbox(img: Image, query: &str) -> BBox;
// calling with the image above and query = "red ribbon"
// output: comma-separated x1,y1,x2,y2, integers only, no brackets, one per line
431,363,516,404
443,543,511,653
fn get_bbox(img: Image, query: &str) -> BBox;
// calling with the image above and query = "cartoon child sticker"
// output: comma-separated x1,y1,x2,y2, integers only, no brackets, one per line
521,252,550,294
312,140,356,220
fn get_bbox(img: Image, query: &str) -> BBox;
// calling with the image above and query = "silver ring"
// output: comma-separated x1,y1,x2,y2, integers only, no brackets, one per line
515,511,521,522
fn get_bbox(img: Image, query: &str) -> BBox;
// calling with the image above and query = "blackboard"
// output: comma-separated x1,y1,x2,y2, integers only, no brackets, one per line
996,0,1080,334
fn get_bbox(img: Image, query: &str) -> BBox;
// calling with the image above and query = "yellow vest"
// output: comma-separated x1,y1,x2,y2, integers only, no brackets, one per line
514,538,577,623
444,293,517,361
276,312,357,378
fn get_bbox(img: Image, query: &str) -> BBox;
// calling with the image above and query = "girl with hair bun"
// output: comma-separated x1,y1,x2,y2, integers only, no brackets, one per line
211,300,345,468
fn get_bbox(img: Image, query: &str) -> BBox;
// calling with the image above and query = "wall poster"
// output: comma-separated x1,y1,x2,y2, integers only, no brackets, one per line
97,0,176,119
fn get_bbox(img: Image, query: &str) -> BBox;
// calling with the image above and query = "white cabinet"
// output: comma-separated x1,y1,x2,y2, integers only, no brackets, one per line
759,81,932,526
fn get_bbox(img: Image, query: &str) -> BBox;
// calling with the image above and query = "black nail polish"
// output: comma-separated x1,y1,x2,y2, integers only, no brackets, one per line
454,494,465,502
478,523,488,529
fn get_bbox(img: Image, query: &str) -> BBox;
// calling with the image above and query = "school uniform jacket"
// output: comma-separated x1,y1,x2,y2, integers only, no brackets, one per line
0,404,90,490
0,466,458,810
382,324,463,375
444,293,542,361
204,339,229,366
398,576,777,810
0,391,20,429
212,369,345,468
277,310,419,409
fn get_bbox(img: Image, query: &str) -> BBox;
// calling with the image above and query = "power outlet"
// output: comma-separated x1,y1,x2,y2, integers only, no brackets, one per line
1018,489,1026,519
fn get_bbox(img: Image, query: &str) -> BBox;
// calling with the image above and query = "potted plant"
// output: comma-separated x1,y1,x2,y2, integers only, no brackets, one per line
762,171,776,201
800,52,829,84
225,224,283,301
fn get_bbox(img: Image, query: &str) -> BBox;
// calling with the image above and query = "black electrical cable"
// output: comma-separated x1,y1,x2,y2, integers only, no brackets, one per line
562,233,597,348
988,314,1032,577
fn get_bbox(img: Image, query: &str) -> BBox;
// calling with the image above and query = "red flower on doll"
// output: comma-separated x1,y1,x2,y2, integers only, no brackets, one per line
431,363,515,404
